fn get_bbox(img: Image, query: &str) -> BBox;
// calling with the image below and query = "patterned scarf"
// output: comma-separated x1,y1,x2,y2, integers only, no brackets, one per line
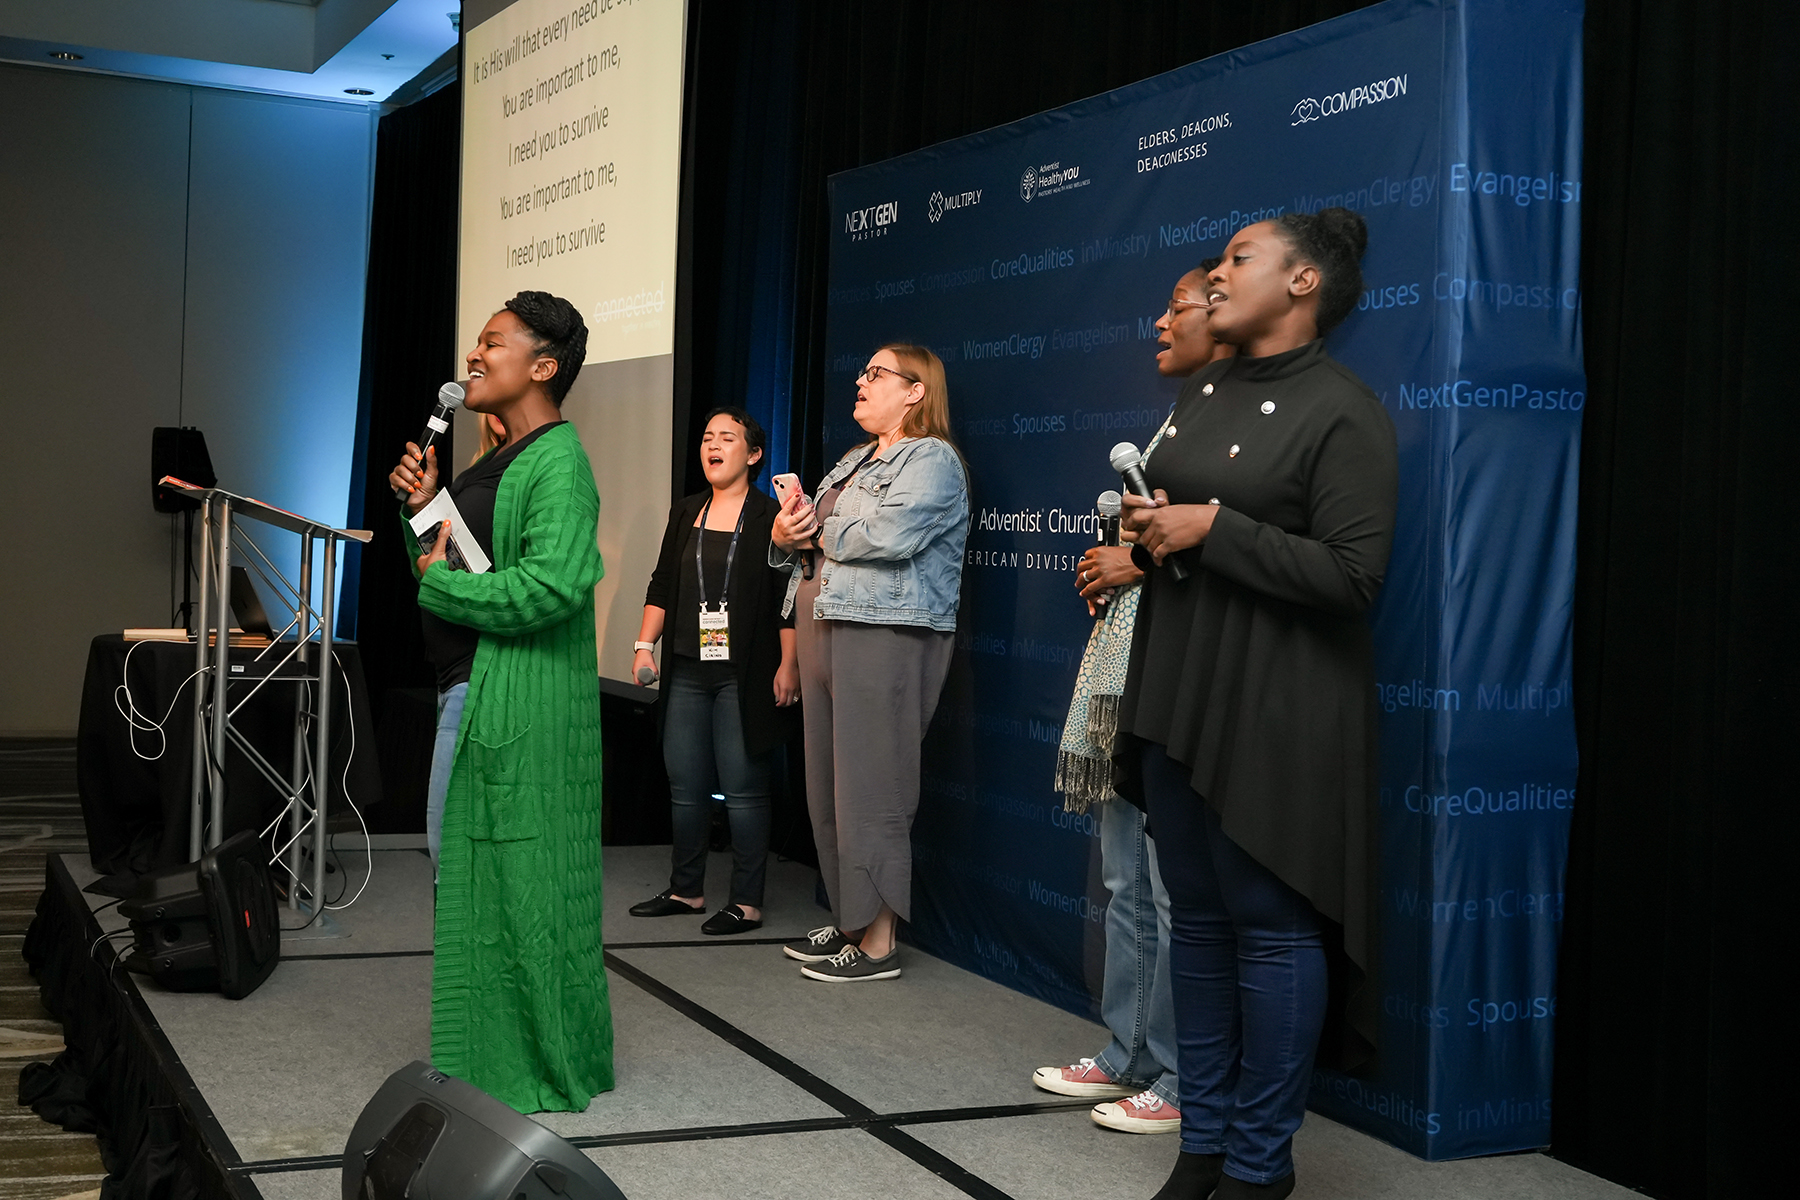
1053,582,1143,813
1051,417,1173,813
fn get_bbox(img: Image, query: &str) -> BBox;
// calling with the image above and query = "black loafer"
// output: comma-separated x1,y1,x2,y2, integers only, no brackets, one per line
701,905,763,935
629,890,706,918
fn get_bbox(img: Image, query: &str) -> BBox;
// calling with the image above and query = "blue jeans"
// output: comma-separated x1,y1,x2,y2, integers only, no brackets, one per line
663,656,772,907
1141,743,1326,1184
426,682,469,881
1091,800,1179,1105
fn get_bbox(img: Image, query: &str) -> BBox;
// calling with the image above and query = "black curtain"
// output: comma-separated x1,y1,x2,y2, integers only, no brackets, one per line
343,85,461,705
1551,1,1797,1196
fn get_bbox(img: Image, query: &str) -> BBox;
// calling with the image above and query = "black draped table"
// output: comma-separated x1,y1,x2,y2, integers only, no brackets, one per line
75,634,382,892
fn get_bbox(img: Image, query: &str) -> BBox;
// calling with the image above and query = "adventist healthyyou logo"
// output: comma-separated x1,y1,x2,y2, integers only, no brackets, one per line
927,187,983,223
1020,160,1087,203
844,200,898,241
1290,73,1410,125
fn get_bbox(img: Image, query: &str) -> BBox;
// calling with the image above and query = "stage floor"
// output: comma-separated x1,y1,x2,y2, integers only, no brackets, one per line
65,844,1635,1200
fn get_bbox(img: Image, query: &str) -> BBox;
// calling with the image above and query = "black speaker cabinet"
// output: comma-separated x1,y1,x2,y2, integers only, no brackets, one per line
121,830,280,999
343,1062,627,1200
151,426,216,512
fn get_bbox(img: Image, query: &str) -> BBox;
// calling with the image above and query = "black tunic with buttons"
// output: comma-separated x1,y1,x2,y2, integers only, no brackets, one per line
1117,337,1397,1060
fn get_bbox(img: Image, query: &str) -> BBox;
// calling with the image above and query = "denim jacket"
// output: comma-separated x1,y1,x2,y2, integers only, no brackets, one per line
768,436,970,631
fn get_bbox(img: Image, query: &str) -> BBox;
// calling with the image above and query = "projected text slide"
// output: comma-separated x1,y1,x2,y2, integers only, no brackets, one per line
459,0,683,363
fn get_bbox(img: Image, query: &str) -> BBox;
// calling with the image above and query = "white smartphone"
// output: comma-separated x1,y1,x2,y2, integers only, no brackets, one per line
771,473,813,516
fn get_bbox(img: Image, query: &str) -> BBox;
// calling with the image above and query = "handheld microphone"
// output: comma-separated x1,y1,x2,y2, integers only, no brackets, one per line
395,382,464,499
418,381,465,457
1108,442,1189,581
1096,490,1122,547
636,664,658,684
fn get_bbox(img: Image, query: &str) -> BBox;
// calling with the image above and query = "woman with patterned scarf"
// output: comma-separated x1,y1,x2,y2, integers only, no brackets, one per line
1032,258,1231,1134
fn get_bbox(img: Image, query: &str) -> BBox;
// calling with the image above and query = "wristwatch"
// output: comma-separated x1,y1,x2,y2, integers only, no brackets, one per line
632,641,656,653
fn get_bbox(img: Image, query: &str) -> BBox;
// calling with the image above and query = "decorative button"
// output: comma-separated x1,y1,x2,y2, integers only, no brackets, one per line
1166,426,1177,437
1261,401,1276,414
1202,383,1214,395
1229,444,1240,457
1209,497,1221,505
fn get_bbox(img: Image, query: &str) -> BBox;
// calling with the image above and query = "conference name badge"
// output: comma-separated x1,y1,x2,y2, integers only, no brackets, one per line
699,604,731,661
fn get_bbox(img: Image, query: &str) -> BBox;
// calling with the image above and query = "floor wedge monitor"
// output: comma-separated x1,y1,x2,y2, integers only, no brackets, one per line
120,829,280,999
343,1061,628,1200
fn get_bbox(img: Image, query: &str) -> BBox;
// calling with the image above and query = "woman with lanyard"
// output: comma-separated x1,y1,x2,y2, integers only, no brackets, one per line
1036,258,1232,1134
1117,209,1397,1200
769,344,969,982
629,407,800,935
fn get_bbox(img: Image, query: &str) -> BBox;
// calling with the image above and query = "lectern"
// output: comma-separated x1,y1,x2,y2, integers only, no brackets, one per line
158,477,372,916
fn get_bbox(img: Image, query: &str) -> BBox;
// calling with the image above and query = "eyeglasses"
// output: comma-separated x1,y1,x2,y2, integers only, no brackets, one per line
857,364,920,385
1164,298,1211,319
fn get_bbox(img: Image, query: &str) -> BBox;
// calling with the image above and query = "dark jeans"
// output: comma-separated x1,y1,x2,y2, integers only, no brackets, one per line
1141,742,1326,1184
663,655,772,907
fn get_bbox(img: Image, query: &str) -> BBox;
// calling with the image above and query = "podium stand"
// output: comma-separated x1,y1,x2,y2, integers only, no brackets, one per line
159,477,372,916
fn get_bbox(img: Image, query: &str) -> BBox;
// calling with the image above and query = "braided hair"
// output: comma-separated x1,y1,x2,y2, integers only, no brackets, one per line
502,291,588,405
1271,207,1367,335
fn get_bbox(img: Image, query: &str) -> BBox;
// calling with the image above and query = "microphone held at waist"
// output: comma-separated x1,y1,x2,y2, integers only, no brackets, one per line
1096,490,1121,547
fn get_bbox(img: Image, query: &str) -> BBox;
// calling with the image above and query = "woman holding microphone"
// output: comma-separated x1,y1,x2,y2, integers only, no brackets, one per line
388,290,612,1114
1116,210,1397,1199
627,407,800,934
770,344,969,982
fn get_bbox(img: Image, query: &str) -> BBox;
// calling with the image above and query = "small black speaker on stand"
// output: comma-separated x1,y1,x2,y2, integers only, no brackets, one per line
343,1062,628,1199
120,829,281,999
151,426,217,631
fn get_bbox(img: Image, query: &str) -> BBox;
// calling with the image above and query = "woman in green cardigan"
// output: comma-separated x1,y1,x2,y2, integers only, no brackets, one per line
389,291,613,1114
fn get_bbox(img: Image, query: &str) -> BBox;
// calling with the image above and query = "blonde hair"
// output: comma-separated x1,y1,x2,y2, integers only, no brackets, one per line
877,343,958,446
470,413,508,466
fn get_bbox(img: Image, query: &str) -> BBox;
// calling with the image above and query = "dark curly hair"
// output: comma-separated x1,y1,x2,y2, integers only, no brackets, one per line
502,290,588,405
700,405,767,483
1271,207,1368,335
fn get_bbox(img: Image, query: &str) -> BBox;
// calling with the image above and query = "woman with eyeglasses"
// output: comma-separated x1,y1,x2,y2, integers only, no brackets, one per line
626,407,800,935
769,344,970,982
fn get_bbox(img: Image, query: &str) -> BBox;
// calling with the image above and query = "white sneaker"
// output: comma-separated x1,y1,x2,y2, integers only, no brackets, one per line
1031,1057,1136,1099
1091,1089,1180,1133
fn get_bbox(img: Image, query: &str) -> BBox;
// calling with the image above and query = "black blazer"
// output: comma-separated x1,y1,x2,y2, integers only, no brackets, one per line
644,487,798,755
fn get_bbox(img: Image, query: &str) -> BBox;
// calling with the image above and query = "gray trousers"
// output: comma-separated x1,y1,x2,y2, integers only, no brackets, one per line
794,581,954,930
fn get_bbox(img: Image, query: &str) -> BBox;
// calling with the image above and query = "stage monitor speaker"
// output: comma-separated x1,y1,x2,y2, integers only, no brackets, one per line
152,426,216,512
120,830,280,999
343,1062,628,1200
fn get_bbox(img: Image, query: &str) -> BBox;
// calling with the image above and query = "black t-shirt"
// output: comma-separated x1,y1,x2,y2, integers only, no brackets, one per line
669,525,736,658
420,422,564,691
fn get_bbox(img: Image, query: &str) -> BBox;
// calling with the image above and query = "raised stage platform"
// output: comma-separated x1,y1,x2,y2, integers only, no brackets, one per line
29,843,1635,1200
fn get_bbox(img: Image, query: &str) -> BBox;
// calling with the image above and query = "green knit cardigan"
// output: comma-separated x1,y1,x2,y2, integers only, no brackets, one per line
402,422,613,1113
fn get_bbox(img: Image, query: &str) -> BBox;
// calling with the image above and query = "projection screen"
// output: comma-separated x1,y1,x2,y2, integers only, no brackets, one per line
457,0,684,685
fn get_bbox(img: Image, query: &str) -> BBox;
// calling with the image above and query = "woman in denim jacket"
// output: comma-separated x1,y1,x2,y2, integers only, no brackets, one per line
769,343,969,982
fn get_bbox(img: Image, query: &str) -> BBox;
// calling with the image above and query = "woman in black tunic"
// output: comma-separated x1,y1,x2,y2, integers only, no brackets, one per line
1117,208,1397,1200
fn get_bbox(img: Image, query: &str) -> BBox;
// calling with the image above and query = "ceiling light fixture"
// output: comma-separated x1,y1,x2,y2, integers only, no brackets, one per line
344,88,375,95
48,50,84,61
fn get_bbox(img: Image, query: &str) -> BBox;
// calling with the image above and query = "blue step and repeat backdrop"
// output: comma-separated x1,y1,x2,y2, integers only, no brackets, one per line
823,0,1583,1159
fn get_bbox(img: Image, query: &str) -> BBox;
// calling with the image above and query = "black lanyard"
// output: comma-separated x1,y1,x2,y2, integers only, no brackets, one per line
695,495,747,609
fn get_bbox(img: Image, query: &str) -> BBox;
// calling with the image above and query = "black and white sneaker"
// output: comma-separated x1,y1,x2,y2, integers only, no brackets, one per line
782,924,853,963
800,943,901,983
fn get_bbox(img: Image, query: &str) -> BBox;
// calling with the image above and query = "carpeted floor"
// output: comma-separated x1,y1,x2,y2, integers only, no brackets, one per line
13,733,1640,1200
0,738,108,1200
49,839,1642,1200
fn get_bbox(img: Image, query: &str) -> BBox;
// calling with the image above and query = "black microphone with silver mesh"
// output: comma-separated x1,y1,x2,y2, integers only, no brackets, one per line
417,381,465,458
1096,490,1122,547
395,382,465,499
1109,442,1189,581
